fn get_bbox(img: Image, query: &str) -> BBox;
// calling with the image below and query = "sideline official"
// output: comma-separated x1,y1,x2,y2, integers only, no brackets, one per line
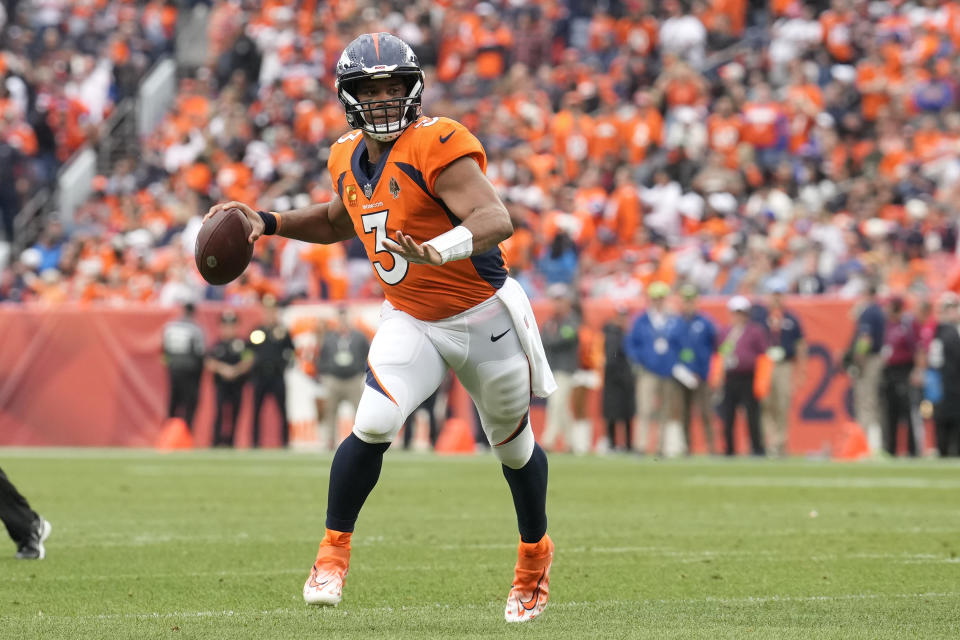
206,309,250,447
161,302,205,431
247,295,295,448
625,281,683,456
675,285,718,455
929,293,960,456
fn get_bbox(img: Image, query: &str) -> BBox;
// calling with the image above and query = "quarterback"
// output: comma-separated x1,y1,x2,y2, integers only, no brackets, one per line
206,33,557,622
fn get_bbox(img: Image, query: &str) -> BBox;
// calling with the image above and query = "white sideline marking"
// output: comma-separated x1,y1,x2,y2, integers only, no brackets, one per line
741,526,960,537
8,548,958,584
26,528,960,552
685,476,960,489
12,592,959,622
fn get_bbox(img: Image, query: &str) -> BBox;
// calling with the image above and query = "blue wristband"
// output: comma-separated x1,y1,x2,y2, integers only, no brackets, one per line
257,210,278,235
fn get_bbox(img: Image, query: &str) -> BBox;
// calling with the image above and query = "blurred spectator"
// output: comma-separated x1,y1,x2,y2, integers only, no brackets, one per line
675,283,718,455
316,306,369,451
718,295,768,456
402,372,452,452
540,284,581,453
537,231,578,287
659,0,706,69
880,295,924,457
600,304,636,453
928,293,960,457
845,285,886,453
625,281,684,456
571,307,602,455
0,136,18,243
29,220,65,273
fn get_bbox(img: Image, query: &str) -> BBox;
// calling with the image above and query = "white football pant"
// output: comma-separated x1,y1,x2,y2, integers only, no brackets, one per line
354,296,535,469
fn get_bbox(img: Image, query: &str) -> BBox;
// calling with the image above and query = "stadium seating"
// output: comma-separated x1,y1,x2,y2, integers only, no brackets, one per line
3,0,960,304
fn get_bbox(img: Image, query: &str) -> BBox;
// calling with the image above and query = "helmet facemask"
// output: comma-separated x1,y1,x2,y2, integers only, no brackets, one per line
338,72,423,142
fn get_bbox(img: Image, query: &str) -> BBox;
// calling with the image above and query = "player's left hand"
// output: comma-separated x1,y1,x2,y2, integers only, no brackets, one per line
382,231,443,266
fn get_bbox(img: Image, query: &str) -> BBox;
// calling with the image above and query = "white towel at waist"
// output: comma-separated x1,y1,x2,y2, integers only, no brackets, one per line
495,277,557,398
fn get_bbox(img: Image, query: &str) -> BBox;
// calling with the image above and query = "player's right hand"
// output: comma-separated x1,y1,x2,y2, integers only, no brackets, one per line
204,201,264,244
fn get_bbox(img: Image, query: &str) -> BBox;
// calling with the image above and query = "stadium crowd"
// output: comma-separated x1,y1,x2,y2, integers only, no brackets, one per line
0,0,178,255
4,0,960,306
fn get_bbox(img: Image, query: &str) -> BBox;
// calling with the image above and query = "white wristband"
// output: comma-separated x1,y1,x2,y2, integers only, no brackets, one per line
423,226,474,264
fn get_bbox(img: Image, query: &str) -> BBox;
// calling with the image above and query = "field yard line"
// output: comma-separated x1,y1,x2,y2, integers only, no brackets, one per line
684,475,960,489
3,568,309,582
26,533,960,566
751,526,960,536
9,550,957,583
10,592,959,622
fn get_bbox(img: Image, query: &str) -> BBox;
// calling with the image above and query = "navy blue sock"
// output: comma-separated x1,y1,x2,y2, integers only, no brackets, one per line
501,443,549,543
325,433,390,532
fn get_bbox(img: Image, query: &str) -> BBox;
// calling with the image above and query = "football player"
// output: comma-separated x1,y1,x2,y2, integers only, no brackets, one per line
205,33,557,622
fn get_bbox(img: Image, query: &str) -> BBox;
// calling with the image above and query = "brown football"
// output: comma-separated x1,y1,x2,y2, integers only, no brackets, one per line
194,207,254,285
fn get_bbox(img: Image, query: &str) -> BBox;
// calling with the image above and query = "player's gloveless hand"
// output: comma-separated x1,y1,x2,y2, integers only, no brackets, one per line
382,231,443,265
204,201,265,244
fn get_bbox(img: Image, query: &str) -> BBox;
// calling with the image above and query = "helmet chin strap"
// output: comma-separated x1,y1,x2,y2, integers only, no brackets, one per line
366,128,404,142
358,111,411,141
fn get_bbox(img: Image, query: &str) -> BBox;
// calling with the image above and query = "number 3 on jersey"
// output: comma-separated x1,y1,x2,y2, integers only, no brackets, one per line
361,210,409,285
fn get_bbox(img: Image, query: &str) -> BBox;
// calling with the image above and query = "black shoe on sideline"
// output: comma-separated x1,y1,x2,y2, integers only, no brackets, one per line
15,517,52,560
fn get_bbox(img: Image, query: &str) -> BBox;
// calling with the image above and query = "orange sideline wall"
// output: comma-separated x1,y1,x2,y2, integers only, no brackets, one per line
0,298,872,452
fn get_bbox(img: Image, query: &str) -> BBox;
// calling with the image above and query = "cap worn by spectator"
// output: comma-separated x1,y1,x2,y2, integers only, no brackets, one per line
767,280,788,294
937,291,959,310
680,283,699,299
647,281,670,299
547,283,572,300
728,295,751,312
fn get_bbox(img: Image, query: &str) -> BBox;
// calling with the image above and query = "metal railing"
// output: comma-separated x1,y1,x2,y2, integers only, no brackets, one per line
138,56,176,137
12,187,52,255
97,98,137,174
10,52,176,254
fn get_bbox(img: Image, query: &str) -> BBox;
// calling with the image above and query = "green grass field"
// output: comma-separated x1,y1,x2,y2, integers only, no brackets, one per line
1,449,958,639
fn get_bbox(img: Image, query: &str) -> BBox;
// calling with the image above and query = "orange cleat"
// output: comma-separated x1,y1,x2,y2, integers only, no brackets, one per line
504,533,554,622
303,529,352,606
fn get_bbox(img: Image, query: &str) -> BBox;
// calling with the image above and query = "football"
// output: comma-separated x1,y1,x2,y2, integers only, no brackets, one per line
194,207,254,285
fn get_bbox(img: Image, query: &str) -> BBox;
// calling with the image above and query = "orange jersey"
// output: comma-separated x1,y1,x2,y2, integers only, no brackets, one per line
327,116,507,322
707,113,742,164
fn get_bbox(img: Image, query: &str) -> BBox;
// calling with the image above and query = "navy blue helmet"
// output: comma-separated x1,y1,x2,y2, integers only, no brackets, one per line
335,33,424,142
